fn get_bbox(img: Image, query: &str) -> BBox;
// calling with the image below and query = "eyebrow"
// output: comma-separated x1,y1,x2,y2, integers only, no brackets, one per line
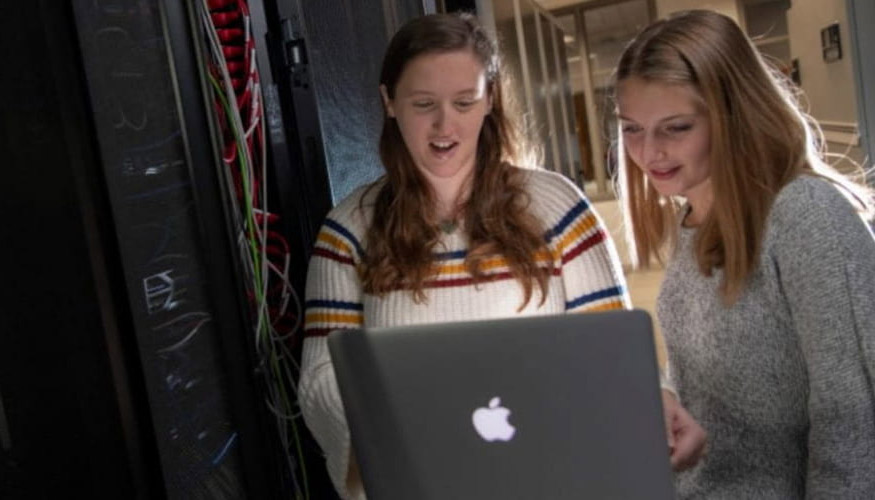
403,88,481,98
617,113,697,122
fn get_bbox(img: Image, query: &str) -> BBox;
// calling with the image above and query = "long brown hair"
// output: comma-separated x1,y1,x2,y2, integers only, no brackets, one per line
614,9,873,303
361,13,551,307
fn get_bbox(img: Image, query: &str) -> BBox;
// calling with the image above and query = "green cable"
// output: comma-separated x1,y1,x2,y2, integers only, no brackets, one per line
208,74,264,300
207,68,310,499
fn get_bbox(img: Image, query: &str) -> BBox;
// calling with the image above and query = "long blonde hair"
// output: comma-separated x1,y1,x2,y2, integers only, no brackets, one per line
362,13,551,307
614,9,873,303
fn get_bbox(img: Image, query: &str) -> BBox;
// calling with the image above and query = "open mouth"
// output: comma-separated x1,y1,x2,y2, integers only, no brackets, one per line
429,140,458,154
649,166,681,181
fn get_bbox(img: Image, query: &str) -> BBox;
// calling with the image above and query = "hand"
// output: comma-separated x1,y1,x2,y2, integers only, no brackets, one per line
347,451,364,496
661,389,707,471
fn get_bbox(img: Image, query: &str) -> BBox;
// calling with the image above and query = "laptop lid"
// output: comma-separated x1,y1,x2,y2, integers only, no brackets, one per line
328,309,675,500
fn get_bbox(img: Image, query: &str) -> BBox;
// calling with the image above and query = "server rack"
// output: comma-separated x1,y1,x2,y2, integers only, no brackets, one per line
1,0,429,498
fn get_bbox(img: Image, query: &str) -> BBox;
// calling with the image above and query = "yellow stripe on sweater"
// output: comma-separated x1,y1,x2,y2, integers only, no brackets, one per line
559,213,598,254
434,249,557,276
305,312,363,326
317,232,352,256
580,299,625,313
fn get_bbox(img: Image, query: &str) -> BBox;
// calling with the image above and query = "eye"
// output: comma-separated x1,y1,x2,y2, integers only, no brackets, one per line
665,123,693,134
621,123,642,134
455,100,476,109
413,100,434,109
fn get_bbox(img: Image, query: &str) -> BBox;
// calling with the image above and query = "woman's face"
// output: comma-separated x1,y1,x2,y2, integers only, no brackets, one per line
617,77,713,210
381,49,492,191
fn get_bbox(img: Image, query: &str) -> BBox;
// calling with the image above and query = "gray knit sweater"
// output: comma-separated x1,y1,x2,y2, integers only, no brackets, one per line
658,175,875,499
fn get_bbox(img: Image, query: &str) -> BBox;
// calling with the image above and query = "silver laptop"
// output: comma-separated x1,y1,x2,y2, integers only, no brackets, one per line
328,309,675,500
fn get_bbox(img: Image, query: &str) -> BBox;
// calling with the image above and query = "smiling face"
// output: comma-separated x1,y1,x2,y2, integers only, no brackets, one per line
381,49,492,204
617,77,713,216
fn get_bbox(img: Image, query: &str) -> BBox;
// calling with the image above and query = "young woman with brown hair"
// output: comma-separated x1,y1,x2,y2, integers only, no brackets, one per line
299,12,703,499
615,9,875,498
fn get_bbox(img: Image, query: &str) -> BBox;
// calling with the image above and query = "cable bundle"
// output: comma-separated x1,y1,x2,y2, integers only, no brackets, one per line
198,0,308,497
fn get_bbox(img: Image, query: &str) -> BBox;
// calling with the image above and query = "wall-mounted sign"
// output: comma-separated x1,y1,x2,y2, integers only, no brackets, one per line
821,22,842,62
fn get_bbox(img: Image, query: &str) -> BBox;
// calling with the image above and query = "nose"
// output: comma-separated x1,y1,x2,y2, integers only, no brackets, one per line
640,132,665,166
432,104,452,133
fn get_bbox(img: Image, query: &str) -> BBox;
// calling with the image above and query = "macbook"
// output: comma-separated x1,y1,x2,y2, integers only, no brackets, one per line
328,309,675,499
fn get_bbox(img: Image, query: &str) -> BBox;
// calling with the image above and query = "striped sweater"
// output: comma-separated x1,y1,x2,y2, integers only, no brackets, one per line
298,167,630,499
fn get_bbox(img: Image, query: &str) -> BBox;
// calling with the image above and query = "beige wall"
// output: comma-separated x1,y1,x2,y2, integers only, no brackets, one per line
787,0,862,166
538,0,602,9
787,1,858,124
655,0,740,21
539,0,741,20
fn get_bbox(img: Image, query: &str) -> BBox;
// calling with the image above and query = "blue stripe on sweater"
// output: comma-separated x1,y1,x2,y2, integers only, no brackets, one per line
565,285,625,310
305,299,364,311
545,199,590,243
434,249,467,260
325,218,364,258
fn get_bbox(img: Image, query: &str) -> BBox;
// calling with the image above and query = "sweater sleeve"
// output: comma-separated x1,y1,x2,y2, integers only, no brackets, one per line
298,216,366,500
537,173,631,312
552,188,682,396
771,180,875,498
532,171,673,389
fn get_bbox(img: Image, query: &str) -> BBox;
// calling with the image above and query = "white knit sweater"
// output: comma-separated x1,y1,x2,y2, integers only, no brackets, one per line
298,168,631,499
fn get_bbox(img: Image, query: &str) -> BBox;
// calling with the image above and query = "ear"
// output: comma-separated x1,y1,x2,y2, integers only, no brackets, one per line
379,84,395,118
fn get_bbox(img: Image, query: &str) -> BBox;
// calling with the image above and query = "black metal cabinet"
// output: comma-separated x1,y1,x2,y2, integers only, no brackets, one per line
0,0,429,498
2,1,275,498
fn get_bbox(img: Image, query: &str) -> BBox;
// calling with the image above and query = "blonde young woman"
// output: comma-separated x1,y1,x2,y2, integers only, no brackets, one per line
614,9,875,498
299,13,703,500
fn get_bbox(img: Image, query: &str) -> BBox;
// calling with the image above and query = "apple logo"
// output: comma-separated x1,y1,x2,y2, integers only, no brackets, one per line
472,397,516,442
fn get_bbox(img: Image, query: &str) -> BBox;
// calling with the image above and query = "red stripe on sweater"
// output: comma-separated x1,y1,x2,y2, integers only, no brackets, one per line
312,247,355,266
561,230,606,265
423,267,562,289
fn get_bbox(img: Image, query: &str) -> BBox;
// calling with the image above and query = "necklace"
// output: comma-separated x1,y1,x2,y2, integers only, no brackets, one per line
438,219,458,234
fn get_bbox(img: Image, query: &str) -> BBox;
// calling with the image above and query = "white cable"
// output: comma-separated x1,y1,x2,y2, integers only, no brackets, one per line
156,316,213,353
201,4,306,495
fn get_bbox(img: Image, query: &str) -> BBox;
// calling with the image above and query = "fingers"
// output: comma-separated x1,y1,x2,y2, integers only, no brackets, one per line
669,405,707,471
671,424,706,470
661,390,678,451
661,390,708,471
